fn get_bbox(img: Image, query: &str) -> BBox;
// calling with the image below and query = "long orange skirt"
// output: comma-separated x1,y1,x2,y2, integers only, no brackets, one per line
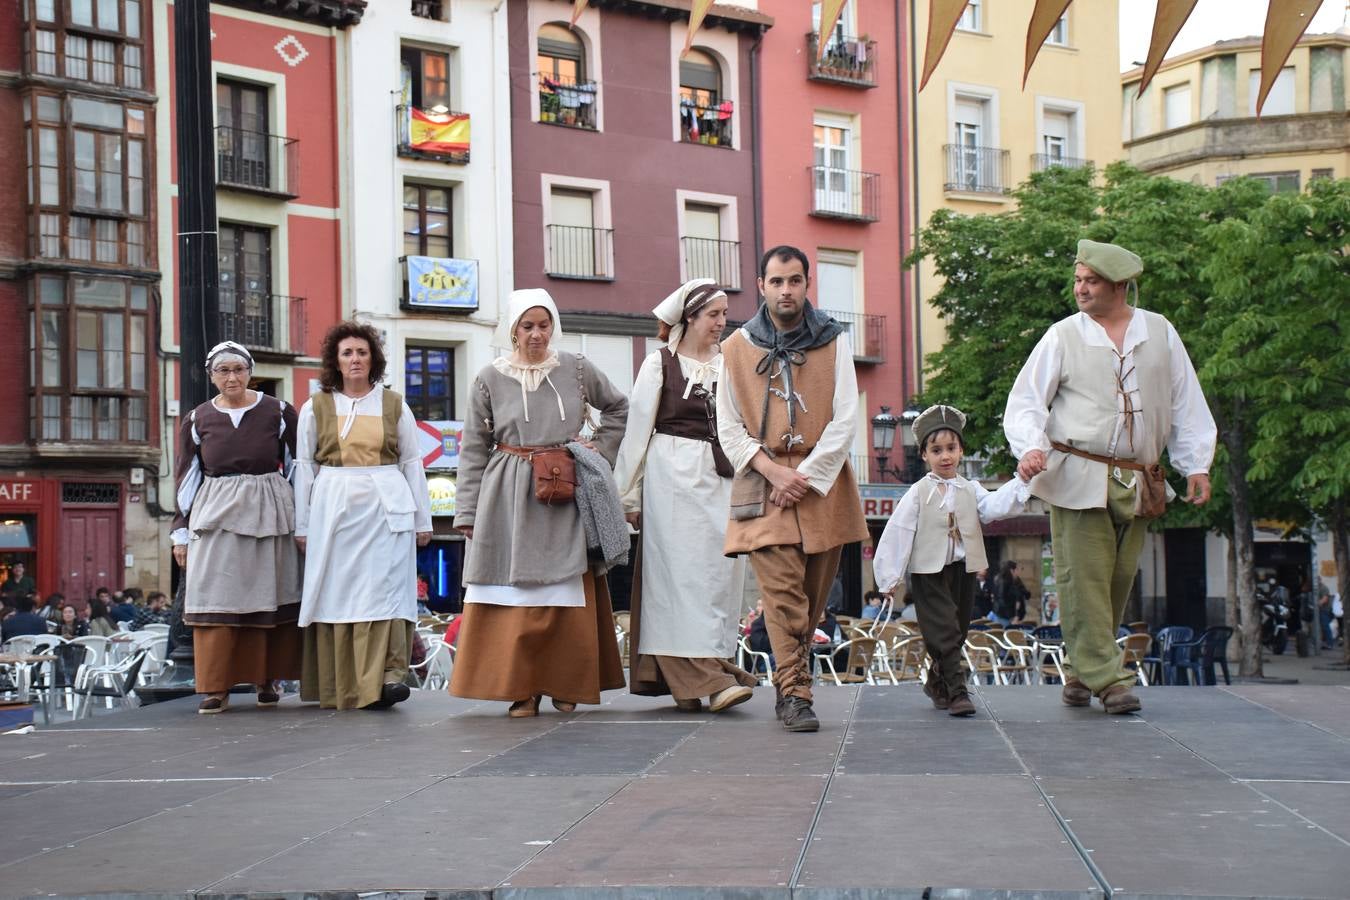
449,570,625,704
193,623,303,694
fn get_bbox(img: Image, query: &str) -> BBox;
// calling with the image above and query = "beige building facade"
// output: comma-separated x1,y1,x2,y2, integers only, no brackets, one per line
1121,32,1348,191
909,0,1123,380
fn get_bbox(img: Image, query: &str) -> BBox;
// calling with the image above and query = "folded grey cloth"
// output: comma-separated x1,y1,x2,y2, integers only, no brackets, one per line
567,441,629,575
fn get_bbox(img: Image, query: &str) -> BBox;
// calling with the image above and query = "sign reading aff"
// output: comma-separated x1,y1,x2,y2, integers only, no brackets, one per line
0,481,38,503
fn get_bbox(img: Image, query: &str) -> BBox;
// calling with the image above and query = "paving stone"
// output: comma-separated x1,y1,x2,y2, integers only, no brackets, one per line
838,720,1022,776
1002,721,1224,780
1144,719,1350,781
507,775,821,888
210,776,628,892
1249,781,1350,843
1040,776,1350,899
460,721,700,777
1224,685,1350,738
798,775,1098,892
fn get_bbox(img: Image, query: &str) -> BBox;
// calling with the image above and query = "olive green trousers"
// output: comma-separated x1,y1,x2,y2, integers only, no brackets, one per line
1049,477,1146,694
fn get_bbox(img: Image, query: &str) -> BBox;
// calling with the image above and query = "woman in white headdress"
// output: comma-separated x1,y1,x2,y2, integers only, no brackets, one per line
172,341,303,714
450,289,630,716
613,279,756,712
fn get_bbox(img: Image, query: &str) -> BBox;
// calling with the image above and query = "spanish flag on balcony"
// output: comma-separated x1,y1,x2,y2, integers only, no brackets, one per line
409,107,470,154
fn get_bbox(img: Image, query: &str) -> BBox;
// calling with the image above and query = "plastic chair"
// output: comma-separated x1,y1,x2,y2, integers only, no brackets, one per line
76,649,146,718
409,638,453,690
985,630,1034,684
1143,626,1194,685
887,636,928,683
1169,627,1233,686
737,636,774,685
1116,633,1152,686
816,637,881,685
963,632,1004,684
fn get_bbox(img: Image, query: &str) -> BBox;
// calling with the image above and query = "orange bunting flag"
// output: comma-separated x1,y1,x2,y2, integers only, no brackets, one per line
682,0,716,58
1256,0,1325,115
408,108,470,154
1022,0,1073,87
569,0,587,27
1137,0,1199,94
816,0,849,60
919,0,972,91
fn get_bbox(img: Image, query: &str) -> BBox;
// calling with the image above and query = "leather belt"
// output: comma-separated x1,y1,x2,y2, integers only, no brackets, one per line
494,442,566,460
1050,441,1146,473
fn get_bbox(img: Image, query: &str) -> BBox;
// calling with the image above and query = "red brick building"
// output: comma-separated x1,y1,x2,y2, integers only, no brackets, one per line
1,0,159,602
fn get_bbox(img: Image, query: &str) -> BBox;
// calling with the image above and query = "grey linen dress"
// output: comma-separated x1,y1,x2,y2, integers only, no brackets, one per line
449,352,630,703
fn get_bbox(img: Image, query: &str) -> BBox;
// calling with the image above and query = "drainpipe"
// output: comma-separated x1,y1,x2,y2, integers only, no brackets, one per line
750,28,765,273
907,0,923,397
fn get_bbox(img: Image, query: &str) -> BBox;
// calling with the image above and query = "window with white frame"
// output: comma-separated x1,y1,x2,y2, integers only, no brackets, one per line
546,184,612,279
816,250,861,315
680,201,740,290
957,0,981,32
1249,66,1295,116
1164,83,1192,129
951,94,992,190
813,119,854,214
1047,13,1068,46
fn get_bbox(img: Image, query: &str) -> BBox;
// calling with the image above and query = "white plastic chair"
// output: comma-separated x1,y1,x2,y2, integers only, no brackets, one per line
76,649,147,719
409,638,453,690
737,636,774,686
139,623,170,635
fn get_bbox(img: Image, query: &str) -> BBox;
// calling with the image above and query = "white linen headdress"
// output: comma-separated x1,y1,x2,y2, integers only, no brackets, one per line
205,340,254,371
491,288,566,423
652,278,725,353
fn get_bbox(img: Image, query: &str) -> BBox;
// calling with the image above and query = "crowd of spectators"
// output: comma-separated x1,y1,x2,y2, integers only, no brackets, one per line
1,576,171,644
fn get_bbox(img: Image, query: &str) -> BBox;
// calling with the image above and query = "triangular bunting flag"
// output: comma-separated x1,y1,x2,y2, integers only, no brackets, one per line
919,0,973,91
1256,0,1325,115
1138,0,1199,94
682,0,716,58
1022,0,1073,87
816,0,849,60
569,0,587,27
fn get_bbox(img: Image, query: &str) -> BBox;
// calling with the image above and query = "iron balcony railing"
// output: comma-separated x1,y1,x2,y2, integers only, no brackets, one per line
806,32,878,87
546,224,614,280
218,292,306,356
808,166,881,222
411,0,443,18
849,453,871,482
678,98,733,146
822,308,885,363
1031,153,1093,172
396,104,471,164
538,73,599,130
215,126,299,198
680,237,741,291
943,144,1011,195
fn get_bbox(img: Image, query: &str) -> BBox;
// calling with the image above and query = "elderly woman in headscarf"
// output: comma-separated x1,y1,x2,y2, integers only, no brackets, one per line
294,321,432,711
614,279,757,712
450,289,629,717
172,341,303,714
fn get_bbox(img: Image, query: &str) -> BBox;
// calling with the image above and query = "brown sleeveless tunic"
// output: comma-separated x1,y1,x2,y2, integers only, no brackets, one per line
720,330,868,556
654,349,733,478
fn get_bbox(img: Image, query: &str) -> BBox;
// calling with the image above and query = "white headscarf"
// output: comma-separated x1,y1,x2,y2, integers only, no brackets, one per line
652,279,727,398
491,288,566,423
205,340,254,371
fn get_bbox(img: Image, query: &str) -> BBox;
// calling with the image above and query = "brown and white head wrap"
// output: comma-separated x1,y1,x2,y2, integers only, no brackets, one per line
652,278,728,353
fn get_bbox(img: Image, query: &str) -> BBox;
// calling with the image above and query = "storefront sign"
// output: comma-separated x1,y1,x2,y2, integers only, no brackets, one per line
405,256,479,311
426,474,457,518
859,482,909,521
417,420,463,470
0,481,38,503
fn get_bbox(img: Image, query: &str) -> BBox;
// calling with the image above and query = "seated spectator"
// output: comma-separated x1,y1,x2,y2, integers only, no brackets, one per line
2,560,37,609
748,610,771,655
131,591,170,630
38,592,64,627
86,598,117,638
443,614,464,647
56,604,88,640
742,599,764,636
860,591,885,621
2,594,51,642
898,595,918,623
108,587,138,624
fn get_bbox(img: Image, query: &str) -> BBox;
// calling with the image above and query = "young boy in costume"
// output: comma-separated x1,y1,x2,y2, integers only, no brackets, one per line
872,405,1030,716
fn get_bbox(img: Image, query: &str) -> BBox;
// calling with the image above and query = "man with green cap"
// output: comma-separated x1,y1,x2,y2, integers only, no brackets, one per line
1004,239,1216,713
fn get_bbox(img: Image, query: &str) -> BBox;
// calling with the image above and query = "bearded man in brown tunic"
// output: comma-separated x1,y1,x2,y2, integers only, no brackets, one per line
716,246,869,732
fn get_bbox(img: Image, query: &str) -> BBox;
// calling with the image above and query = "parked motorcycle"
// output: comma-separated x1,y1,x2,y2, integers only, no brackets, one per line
1260,591,1290,655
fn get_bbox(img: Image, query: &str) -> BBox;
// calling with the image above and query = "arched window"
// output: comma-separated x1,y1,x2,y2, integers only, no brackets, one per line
537,24,596,129
678,49,731,145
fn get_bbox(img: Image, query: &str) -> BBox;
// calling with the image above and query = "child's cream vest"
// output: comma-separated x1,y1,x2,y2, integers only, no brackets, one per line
909,478,987,575
1030,310,1172,511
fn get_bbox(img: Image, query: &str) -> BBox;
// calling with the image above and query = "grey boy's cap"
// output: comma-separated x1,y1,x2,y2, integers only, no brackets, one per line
913,404,967,448
1076,239,1143,283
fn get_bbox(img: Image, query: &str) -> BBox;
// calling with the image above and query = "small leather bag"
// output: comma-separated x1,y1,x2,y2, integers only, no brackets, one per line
530,447,576,506
1135,463,1168,520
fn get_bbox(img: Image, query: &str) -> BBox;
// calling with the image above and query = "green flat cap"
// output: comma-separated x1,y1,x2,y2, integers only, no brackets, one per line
1076,239,1143,282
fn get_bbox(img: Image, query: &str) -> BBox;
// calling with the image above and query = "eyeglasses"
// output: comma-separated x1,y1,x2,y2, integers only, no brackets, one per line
212,365,249,377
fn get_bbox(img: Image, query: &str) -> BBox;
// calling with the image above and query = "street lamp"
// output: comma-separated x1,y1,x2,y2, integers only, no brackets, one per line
870,404,923,482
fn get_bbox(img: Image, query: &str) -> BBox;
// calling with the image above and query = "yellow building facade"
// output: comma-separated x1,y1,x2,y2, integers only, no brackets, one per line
1121,32,1349,191
910,0,1124,384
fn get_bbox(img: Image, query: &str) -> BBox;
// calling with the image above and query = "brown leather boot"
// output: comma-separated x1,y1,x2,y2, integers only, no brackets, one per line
1061,678,1092,707
923,674,950,710
1098,684,1142,715
947,692,976,717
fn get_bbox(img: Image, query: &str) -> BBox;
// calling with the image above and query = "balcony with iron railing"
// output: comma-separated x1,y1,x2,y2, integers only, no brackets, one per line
546,224,614,281
678,98,733,146
1031,153,1093,172
821,308,885,363
538,74,599,130
808,166,880,222
680,237,741,291
397,104,470,164
943,144,1011,195
215,126,299,198
217,292,306,356
806,32,878,87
